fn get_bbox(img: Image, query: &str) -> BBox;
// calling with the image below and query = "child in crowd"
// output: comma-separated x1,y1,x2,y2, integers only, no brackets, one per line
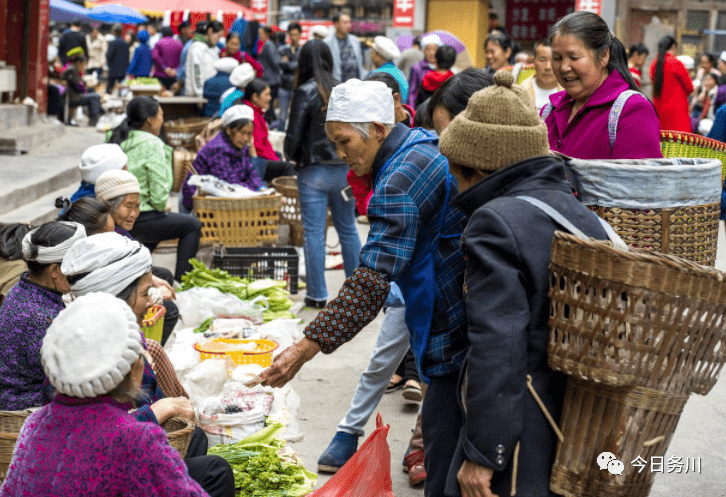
416,45,457,107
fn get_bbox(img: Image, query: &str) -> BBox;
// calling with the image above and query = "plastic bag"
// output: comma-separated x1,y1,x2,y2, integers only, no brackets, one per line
254,319,303,357
176,287,263,328
165,327,201,384
308,414,394,497
182,358,229,407
187,175,276,199
267,384,303,442
198,392,274,446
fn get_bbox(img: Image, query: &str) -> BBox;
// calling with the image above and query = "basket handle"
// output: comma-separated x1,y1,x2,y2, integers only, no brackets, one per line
516,196,629,252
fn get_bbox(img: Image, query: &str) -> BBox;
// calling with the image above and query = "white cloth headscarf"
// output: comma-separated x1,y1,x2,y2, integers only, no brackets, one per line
62,232,152,298
326,79,395,125
21,222,86,264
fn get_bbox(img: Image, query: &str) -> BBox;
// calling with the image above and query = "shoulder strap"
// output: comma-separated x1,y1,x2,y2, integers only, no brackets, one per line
515,195,629,252
607,90,643,151
541,102,554,119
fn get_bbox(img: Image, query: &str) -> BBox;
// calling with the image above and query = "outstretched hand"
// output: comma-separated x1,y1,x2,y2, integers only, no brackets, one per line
247,338,321,388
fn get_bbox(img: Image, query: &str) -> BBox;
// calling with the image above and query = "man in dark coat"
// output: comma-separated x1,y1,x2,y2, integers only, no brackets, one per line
105,24,129,94
58,19,88,65
438,70,609,497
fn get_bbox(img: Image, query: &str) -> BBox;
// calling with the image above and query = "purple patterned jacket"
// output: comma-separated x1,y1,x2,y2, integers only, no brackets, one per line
1,395,208,496
182,131,263,210
0,276,64,410
407,58,435,108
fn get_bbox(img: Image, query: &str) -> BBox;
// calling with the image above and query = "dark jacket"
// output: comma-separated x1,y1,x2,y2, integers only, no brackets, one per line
258,40,281,87
284,78,342,169
202,72,233,117
106,37,130,79
278,44,300,90
446,156,608,497
62,65,85,106
58,29,88,64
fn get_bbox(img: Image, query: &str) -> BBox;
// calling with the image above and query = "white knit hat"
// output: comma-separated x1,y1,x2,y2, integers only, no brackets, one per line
221,104,255,128
41,293,143,398
214,56,239,74
326,79,395,125
95,170,141,201
79,144,128,184
230,63,256,88
372,36,401,62
310,25,329,39
421,34,443,48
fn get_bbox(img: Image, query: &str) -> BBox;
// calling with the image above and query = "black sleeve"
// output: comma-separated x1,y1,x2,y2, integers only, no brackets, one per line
283,87,309,163
80,33,89,61
106,41,116,66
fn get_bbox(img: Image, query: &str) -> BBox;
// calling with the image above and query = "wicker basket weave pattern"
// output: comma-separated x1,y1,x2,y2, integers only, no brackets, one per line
548,232,726,392
0,410,33,481
271,176,334,247
161,417,195,458
164,117,210,148
194,194,281,247
660,130,726,181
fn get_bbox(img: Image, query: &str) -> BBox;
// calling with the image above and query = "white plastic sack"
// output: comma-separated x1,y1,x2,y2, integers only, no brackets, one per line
188,175,276,199
268,385,303,442
176,287,262,328
183,358,229,407
199,391,274,446
165,327,201,383
254,319,303,357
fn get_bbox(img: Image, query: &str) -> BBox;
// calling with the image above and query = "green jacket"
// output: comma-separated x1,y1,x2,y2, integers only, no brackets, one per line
107,130,173,212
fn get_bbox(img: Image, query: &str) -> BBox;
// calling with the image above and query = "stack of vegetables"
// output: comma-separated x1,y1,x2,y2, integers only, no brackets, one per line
181,259,297,322
208,423,317,497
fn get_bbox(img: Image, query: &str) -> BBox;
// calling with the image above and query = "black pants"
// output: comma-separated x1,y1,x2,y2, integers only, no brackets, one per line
185,427,236,497
107,76,123,94
395,348,420,383
152,266,179,345
159,76,177,89
253,158,296,183
422,372,463,497
47,84,63,120
130,211,201,281
264,84,279,125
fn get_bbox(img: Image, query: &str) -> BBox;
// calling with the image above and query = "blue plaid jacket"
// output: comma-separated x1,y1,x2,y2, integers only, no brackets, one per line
363,124,468,377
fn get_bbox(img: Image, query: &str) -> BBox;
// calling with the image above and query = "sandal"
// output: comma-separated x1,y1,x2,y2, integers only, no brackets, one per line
402,380,423,403
386,375,405,393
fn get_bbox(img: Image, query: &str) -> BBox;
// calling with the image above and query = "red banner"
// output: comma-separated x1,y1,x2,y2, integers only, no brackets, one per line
575,0,601,15
393,0,415,28
506,0,574,41
297,20,334,43
250,0,267,23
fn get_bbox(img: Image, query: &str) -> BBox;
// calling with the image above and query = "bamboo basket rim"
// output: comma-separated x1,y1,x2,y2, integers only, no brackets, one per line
660,130,726,152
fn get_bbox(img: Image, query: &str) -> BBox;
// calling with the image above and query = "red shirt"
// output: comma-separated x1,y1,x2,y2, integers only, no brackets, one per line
245,101,279,161
220,49,264,79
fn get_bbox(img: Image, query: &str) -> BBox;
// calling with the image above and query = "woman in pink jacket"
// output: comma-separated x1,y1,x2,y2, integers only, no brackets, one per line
543,11,662,160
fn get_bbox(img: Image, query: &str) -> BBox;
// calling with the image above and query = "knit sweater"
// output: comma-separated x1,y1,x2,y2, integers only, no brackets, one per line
0,275,64,410
0,395,208,496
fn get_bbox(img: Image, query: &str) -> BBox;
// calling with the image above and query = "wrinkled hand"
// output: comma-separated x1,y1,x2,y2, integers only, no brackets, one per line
254,338,321,388
164,67,177,77
151,274,176,299
151,397,195,424
458,460,498,497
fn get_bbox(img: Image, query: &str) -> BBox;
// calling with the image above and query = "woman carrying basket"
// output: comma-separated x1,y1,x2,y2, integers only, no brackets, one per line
437,69,609,496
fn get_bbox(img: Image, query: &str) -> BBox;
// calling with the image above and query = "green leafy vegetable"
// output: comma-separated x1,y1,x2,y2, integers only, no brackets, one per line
194,317,214,334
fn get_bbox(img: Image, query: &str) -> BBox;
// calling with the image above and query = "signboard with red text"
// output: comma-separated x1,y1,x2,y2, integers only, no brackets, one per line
575,0,601,15
506,0,574,42
393,0,415,28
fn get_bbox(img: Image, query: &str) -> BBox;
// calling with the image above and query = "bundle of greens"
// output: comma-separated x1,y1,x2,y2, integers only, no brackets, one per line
181,259,296,322
208,423,317,497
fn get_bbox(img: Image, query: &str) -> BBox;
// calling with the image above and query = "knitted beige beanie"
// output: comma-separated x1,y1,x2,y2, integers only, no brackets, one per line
439,69,550,171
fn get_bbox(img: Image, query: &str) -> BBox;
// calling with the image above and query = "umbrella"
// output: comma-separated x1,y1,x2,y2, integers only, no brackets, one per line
50,0,94,22
87,4,148,23
397,30,466,54
88,0,253,18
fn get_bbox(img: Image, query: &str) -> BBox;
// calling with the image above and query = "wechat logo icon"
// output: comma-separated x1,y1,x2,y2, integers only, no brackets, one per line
597,452,625,475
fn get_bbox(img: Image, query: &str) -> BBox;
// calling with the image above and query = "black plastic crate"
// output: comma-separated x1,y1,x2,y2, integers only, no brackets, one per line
212,246,299,294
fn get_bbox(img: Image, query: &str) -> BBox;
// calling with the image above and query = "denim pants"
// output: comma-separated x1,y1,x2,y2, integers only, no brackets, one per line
338,306,410,435
297,163,361,302
78,92,101,119
276,87,293,132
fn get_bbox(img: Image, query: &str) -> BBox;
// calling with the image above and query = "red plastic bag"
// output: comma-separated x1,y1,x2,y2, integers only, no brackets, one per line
309,413,395,497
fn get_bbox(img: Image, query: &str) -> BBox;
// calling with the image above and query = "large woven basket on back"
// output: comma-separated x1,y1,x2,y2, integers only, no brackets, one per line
271,176,334,247
194,194,281,247
547,231,726,497
566,157,722,266
660,130,726,181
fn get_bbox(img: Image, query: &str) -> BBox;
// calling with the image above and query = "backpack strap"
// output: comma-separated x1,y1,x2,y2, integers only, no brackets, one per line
608,90,644,151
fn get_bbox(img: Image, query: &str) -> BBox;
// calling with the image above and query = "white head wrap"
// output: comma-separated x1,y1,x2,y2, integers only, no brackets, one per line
62,232,153,298
42,293,143,398
21,222,87,264
372,36,401,62
214,56,239,74
221,104,255,128
421,34,443,48
79,144,128,184
310,25,329,39
229,63,256,88
326,79,395,125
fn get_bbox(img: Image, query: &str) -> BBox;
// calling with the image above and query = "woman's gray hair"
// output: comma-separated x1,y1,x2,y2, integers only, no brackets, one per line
106,195,125,213
347,122,395,140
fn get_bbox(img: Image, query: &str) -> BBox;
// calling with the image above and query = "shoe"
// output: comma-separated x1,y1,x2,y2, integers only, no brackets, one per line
402,380,423,403
317,431,359,473
67,119,78,127
88,117,99,127
404,450,426,486
357,215,369,224
304,297,327,309
385,374,405,394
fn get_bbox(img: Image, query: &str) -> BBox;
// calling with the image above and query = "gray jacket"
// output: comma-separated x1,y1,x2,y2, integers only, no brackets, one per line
324,33,366,83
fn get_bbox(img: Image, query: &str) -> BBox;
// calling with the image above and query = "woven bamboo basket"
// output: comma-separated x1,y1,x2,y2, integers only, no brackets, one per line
550,376,689,497
566,157,722,266
164,117,210,149
271,176,333,247
0,410,34,481
171,147,196,192
548,231,726,392
161,417,195,458
194,194,281,247
516,63,536,84
660,130,726,182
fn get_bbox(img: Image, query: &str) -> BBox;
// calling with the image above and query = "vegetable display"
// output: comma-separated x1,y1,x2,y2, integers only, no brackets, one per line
208,423,317,496
181,259,296,322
